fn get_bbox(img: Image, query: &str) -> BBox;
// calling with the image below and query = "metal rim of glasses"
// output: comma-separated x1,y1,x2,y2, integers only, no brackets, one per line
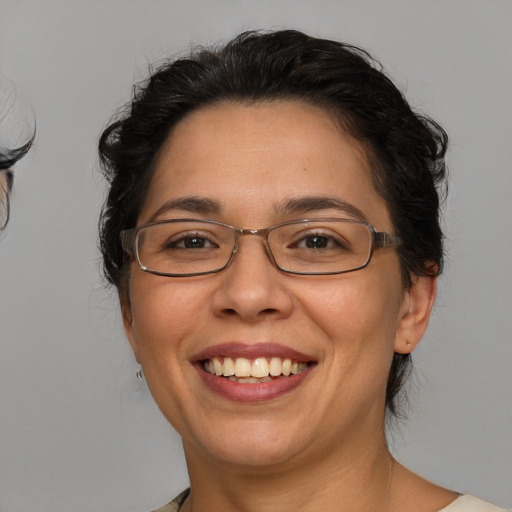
120,218,402,278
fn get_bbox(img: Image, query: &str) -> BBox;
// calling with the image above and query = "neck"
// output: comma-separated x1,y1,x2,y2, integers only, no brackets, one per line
181,432,396,512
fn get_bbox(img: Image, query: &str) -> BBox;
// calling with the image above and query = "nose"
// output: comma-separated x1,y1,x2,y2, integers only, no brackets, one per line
210,236,294,322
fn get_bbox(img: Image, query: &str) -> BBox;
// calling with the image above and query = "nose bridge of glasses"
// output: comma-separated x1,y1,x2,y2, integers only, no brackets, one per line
236,226,271,237
232,226,275,261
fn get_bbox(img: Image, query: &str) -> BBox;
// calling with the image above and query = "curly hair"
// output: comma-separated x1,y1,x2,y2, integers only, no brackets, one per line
99,30,448,417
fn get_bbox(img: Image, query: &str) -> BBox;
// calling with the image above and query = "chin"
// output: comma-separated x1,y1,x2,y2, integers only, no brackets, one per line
208,442,303,469
185,418,310,469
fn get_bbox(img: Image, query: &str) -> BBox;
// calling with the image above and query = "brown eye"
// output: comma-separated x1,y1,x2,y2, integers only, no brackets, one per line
168,235,217,249
303,235,330,249
290,232,348,251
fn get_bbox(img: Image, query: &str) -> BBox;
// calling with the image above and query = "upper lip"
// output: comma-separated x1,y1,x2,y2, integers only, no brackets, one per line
191,342,315,363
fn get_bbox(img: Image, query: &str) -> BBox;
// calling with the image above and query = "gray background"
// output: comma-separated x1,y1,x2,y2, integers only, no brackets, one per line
0,1,511,511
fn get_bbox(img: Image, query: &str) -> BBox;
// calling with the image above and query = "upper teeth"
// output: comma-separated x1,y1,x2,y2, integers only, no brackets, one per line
203,357,307,378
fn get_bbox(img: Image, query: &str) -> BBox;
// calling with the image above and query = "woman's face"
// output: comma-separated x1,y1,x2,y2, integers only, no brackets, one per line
123,101,432,469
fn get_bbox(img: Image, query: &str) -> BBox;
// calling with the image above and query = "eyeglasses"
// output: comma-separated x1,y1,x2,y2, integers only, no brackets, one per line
120,218,402,277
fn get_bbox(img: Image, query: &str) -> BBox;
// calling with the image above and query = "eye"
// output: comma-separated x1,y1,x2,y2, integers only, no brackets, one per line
290,231,348,251
300,234,332,249
166,232,219,250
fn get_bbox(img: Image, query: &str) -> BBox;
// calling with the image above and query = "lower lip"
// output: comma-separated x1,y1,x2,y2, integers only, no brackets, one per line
194,364,314,403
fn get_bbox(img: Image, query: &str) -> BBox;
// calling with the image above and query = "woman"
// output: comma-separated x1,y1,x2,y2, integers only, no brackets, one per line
99,31,506,512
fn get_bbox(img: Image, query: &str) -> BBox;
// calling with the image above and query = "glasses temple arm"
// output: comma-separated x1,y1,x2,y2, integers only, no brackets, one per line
374,231,402,249
120,230,137,257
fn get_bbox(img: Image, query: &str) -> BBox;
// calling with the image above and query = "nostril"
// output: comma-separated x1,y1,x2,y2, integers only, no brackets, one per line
220,306,279,318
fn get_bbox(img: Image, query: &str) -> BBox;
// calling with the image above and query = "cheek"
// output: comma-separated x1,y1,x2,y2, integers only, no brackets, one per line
302,275,404,414
126,277,213,430
128,275,210,359
300,269,404,362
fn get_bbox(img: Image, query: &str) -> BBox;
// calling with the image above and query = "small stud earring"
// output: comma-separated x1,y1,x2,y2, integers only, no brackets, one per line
136,368,143,380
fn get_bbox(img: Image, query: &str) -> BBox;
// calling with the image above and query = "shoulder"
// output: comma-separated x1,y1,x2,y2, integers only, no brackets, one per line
151,489,190,512
439,495,509,512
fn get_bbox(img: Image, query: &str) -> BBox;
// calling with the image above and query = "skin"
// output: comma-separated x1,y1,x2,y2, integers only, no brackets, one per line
123,101,457,512
0,169,10,229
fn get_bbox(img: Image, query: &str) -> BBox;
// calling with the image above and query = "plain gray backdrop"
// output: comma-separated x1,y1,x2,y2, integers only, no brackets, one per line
0,1,511,511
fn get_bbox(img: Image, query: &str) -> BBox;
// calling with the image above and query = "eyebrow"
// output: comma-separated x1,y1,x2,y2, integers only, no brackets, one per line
148,196,221,222
148,195,368,223
275,196,368,222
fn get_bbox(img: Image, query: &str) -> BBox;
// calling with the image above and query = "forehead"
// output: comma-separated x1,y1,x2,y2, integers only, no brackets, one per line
159,100,369,171
141,100,390,227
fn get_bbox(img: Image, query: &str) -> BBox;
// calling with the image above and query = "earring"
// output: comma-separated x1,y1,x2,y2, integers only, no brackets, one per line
136,368,143,380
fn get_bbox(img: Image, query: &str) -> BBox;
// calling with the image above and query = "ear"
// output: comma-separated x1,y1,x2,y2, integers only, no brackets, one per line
394,275,437,354
122,301,141,363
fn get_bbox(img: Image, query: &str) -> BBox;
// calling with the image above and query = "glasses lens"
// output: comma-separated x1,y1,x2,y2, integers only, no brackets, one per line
136,221,234,275
268,220,372,274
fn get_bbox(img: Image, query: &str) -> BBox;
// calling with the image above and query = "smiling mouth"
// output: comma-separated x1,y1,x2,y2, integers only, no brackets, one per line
202,357,310,384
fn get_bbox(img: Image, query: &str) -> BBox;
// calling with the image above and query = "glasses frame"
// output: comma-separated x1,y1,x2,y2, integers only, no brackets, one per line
120,218,402,277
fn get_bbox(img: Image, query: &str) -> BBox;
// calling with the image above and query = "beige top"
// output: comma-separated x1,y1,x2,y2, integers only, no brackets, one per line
439,495,509,512
153,491,508,512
